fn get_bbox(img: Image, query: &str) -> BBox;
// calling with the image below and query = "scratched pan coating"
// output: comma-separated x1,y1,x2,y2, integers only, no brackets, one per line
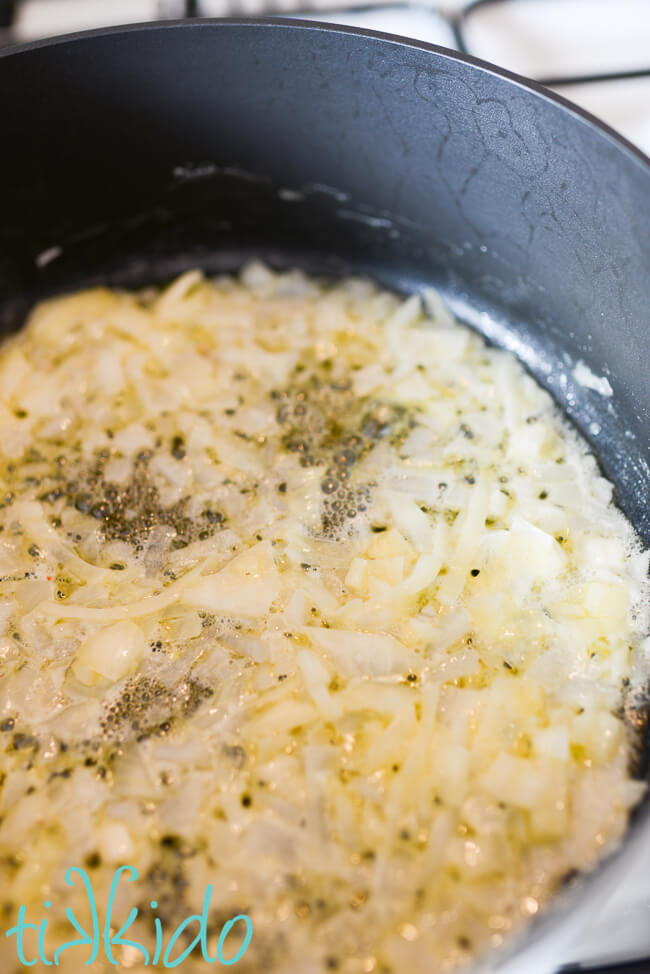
0,19,648,973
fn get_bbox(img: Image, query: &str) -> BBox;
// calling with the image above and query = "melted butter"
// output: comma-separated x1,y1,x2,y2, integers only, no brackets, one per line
0,264,646,973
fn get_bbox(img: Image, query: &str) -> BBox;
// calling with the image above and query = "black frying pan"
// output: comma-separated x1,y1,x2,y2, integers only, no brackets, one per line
0,19,648,974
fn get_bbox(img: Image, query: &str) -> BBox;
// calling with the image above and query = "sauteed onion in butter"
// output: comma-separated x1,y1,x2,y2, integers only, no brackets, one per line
0,263,647,972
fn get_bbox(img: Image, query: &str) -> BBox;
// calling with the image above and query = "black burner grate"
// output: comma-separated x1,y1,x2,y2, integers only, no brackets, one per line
451,0,650,87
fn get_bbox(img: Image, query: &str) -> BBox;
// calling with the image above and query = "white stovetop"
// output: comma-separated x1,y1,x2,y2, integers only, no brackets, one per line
9,1,650,970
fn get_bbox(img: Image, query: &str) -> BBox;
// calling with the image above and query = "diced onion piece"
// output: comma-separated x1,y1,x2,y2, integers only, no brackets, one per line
296,650,342,719
571,710,622,763
437,483,488,605
383,491,435,553
184,541,281,618
73,620,146,685
533,725,570,761
304,626,416,677
96,820,137,862
480,753,550,809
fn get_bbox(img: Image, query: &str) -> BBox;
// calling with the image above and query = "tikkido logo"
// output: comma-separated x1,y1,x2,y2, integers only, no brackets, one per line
5,865,253,968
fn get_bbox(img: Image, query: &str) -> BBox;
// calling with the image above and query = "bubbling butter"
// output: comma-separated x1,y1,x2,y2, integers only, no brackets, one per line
0,262,647,973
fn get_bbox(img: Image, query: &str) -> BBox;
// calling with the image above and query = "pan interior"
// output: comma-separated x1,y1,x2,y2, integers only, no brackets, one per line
6,195,649,781
4,176,648,552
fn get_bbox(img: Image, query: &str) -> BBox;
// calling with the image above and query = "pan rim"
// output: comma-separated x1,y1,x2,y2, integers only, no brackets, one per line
0,14,649,176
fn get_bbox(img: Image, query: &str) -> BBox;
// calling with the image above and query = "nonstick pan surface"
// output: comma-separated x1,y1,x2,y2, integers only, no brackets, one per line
0,19,648,974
